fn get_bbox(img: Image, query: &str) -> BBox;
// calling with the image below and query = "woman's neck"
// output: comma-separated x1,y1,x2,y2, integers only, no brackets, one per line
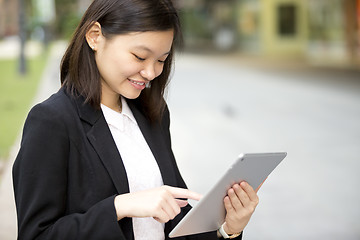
101,95,122,113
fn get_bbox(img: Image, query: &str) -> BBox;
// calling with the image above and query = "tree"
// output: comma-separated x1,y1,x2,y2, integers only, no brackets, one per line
18,0,27,75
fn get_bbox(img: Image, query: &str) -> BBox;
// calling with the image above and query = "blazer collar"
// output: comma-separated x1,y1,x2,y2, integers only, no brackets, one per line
71,93,102,126
67,89,130,194
68,89,177,192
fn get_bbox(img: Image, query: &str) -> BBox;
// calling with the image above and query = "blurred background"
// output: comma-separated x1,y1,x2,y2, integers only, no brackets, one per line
0,0,359,239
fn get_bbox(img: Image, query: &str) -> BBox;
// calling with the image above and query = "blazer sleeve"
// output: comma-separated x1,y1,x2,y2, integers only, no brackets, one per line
13,103,125,240
161,106,242,240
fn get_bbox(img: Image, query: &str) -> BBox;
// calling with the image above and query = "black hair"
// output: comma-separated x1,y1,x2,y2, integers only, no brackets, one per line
61,0,182,122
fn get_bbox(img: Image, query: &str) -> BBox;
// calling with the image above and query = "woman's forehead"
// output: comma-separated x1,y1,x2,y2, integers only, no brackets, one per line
109,30,174,54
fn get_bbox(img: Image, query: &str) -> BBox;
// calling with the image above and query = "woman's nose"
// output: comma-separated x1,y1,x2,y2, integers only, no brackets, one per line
140,63,160,81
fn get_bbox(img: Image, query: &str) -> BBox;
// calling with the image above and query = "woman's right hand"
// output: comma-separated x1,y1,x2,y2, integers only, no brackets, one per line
114,186,202,223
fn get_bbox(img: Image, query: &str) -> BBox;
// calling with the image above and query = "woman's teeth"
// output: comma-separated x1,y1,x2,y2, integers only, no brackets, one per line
130,80,145,86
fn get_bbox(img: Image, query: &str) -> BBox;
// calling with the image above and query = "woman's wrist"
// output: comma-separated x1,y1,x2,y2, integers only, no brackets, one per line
217,223,242,239
114,194,129,221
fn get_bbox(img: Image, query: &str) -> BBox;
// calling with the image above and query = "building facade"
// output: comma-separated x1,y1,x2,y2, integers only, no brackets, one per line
179,0,360,65
0,0,92,39
0,0,19,38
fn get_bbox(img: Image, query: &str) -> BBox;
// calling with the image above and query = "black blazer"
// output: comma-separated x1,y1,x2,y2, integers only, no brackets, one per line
13,88,242,240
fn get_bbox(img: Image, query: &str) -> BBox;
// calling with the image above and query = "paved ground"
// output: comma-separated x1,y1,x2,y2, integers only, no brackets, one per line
168,54,360,240
0,37,43,59
0,45,359,239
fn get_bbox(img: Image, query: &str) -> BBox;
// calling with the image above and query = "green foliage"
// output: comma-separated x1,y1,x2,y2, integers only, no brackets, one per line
180,10,213,39
0,53,48,159
62,12,82,39
54,0,81,39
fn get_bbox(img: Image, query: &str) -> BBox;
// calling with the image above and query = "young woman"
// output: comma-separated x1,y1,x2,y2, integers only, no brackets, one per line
13,0,259,239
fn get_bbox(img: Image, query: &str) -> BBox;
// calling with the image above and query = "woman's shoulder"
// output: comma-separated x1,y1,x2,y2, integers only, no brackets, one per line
36,87,71,107
28,88,76,122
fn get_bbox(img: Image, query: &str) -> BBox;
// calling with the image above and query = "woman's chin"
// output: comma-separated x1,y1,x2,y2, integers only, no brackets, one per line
120,91,142,100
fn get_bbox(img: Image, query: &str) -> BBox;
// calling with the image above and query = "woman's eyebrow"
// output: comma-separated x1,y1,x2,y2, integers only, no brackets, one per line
134,45,170,56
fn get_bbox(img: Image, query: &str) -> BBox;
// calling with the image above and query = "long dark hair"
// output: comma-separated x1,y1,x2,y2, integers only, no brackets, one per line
61,0,182,122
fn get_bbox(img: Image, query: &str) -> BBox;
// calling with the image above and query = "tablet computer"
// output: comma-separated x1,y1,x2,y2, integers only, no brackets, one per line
169,152,287,238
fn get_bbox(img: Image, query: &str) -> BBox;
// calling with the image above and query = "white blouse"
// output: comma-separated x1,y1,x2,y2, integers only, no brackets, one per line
101,97,165,240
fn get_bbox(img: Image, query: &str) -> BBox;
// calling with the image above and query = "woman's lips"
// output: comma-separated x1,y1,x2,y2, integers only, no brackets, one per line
128,79,146,90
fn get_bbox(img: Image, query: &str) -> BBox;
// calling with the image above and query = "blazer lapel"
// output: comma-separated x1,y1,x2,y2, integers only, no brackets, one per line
128,100,177,187
73,94,130,195
70,91,177,193
87,120,130,194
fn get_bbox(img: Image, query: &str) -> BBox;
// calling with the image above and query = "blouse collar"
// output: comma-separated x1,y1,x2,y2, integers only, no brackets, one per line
101,97,137,131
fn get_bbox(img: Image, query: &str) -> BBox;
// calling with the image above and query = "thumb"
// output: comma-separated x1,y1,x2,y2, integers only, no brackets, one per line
176,199,188,208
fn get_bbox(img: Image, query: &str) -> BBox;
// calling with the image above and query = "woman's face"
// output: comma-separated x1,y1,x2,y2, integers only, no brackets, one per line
94,30,174,103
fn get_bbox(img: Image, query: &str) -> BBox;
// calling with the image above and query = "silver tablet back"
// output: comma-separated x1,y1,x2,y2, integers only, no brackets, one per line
169,152,287,238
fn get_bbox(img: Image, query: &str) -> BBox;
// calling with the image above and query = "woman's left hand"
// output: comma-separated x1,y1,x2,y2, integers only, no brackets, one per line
222,181,260,235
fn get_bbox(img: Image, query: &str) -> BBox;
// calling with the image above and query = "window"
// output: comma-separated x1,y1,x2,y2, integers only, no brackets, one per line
277,4,297,37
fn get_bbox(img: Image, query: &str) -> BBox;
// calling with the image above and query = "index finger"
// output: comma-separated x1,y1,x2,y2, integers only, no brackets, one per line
163,186,203,201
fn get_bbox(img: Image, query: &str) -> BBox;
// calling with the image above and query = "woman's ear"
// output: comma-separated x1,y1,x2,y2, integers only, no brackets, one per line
85,22,102,51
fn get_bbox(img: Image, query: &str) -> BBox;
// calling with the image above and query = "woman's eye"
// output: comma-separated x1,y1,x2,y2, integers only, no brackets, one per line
134,54,145,61
158,59,166,64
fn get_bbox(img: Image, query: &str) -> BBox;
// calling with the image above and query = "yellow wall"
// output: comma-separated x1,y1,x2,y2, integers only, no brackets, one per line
261,0,308,57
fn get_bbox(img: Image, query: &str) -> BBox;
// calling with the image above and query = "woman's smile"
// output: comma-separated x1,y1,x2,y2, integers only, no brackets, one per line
128,78,147,90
